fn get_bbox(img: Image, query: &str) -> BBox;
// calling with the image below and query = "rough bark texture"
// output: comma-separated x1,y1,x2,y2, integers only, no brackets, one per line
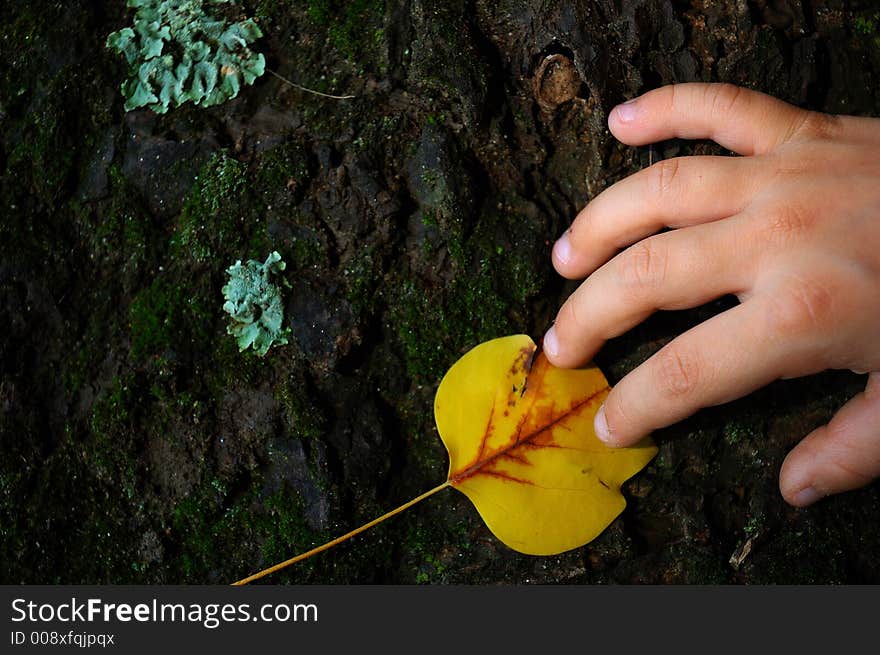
2,0,879,584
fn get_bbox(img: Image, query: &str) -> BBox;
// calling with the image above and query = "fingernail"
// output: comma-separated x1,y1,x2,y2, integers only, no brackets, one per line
793,486,823,507
552,232,572,266
594,404,614,445
543,326,559,359
614,98,639,123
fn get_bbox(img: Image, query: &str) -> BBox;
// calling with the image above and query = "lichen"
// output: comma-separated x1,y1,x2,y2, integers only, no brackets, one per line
222,251,290,356
106,0,266,113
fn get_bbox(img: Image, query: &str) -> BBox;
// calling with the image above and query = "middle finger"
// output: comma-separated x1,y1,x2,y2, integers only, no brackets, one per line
547,216,756,368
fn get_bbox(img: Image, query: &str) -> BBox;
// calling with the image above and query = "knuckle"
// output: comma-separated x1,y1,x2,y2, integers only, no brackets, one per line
645,158,682,198
707,83,746,116
569,205,599,249
790,111,843,143
762,203,815,244
768,150,818,178
821,428,877,487
617,240,667,293
558,295,586,333
766,276,834,338
654,344,701,399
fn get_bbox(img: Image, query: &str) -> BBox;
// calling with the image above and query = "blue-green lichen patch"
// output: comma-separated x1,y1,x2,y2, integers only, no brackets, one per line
222,251,290,356
106,0,266,113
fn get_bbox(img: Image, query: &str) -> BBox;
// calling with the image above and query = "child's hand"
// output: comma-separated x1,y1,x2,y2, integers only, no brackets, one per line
543,83,880,507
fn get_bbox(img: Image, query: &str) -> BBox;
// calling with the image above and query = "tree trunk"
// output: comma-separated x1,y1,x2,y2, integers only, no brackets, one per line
1,0,878,583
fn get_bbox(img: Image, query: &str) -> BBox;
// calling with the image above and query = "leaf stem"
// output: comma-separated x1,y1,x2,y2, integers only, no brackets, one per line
231,481,450,585
267,69,356,100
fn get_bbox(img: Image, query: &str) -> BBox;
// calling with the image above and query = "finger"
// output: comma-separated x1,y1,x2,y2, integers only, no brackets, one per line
779,372,880,507
592,297,801,447
608,83,809,156
547,219,754,368
553,155,764,279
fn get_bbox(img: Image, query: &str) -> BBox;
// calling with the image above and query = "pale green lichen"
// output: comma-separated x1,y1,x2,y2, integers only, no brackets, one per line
222,251,289,356
106,0,266,113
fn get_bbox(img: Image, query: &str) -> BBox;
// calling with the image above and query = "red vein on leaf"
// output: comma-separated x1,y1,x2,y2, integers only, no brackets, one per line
475,398,496,462
449,355,610,486
477,470,536,486
499,451,531,465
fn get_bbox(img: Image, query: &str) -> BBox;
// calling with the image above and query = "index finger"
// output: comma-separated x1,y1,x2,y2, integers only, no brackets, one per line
608,83,811,156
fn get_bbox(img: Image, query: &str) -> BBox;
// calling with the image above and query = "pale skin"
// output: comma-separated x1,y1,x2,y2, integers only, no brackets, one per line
543,83,880,507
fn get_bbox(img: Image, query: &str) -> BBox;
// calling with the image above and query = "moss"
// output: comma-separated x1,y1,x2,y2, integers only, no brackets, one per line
391,198,547,382
4,90,76,211
854,11,880,50
306,0,385,64
402,521,457,584
28,442,144,583
287,225,328,270
342,247,379,318
88,377,141,500
129,271,214,362
0,446,32,580
854,12,879,36
72,165,155,284
666,545,728,584
2,376,163,583
1,9,73,213
391,268,510,382
168,479,323,582
722,415,761,446
496,245,543,309
172,152,270,264
418,167,460,234
256,140,311,192
256,492,323,571
407,1,487,127
205,335,268,397
274,374,326,442
744,514,763,538
1,5,115,223
251,0,285,28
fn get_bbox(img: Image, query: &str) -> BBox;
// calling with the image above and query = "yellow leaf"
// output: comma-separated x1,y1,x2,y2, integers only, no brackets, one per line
232,334,656,584
436,334,657,555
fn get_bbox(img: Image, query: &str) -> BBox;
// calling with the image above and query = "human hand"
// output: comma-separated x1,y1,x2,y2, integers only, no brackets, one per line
543,83,880,507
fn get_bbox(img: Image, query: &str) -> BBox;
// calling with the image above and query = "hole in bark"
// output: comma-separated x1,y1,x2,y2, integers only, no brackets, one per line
532,44,587,113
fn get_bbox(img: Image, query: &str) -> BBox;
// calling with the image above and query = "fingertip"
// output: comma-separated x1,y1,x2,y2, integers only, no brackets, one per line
778,440,813,506
542,321,596,370
612,99,639,123
781,473,825,507
608,98,644,142
594,404,618,447
595,391,644,448
551,234,592,279
551,232,573,274
789,486,824,508
542,325,560,363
